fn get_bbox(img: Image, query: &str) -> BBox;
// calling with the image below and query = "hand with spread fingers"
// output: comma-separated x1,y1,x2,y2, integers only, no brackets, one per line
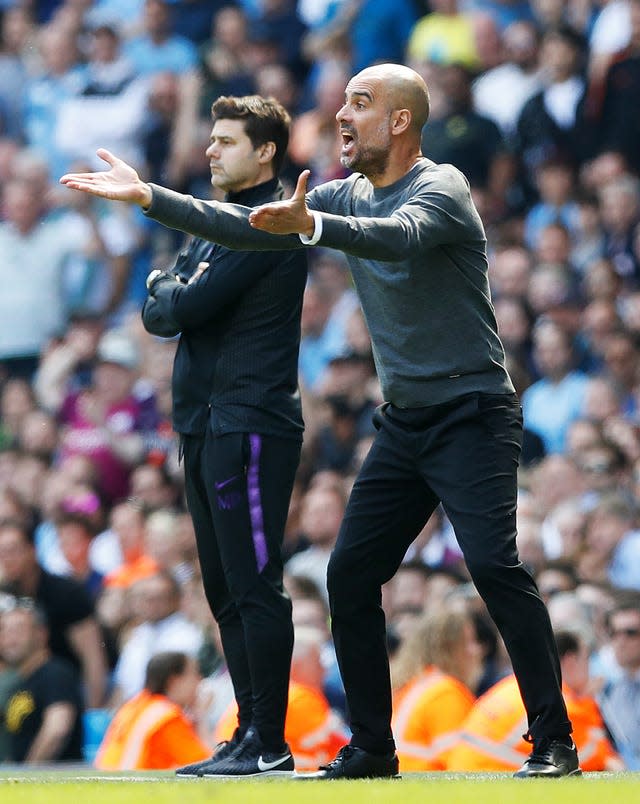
248,170,315,237
60,148,152,207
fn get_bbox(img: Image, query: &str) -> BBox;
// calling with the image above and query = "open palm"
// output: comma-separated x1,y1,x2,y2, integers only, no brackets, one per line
60,149,152,206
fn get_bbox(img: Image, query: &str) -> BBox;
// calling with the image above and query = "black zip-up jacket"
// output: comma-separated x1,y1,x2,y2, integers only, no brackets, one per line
141,178,307,438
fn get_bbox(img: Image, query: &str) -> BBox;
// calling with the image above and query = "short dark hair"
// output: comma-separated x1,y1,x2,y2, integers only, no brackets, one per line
144,651,188,694
554,629,582,659
606,591,640,628
211,95,291,175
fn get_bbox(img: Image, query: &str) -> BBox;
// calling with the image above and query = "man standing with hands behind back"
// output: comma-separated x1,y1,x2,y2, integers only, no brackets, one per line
61,64,579,780
139,95,307,778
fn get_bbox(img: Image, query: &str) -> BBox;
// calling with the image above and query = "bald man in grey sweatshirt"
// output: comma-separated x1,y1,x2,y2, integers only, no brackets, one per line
60,64,580,780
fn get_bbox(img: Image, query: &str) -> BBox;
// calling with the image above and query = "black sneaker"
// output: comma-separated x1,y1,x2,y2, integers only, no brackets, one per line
200,727,294,778
514,738,582,778
175,736,241,777
296,745,400,780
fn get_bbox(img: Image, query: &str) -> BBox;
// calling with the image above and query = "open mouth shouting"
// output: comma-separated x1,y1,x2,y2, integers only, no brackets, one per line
340,129,356,157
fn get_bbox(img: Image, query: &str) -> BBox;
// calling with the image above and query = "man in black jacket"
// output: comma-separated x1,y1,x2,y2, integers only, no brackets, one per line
141,95,307,778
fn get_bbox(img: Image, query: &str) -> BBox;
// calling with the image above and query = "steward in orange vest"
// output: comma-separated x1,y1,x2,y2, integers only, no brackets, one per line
96,651,210,770
446,630,623,772
390,606,484,771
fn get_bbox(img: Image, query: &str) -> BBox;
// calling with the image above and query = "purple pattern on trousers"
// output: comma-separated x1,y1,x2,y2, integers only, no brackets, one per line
248,433,268,572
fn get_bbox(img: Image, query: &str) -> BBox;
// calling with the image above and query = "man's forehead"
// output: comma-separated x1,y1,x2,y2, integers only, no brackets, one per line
345,74,383,100
211,118,246,137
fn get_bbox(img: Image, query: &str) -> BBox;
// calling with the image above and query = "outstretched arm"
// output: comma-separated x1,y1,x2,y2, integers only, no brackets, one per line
60,149,153,206
61,150,307,252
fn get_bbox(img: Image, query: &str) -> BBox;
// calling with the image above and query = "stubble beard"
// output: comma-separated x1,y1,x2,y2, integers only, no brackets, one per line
340,123,391,180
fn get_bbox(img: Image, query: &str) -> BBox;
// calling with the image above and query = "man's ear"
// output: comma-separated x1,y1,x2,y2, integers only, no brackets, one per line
259,141,276,164
391,109,411,136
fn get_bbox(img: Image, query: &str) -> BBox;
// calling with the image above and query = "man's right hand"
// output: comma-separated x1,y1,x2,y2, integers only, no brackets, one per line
60,149,153,208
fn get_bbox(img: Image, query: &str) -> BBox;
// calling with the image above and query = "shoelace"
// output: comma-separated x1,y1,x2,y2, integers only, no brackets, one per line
524,736,556,765
319,745,355,771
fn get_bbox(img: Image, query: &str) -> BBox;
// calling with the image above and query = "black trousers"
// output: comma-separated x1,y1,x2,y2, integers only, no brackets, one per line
326,392,571,755
183,429,301,751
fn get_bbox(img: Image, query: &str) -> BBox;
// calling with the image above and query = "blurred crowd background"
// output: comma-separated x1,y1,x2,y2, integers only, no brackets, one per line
1,0,640,773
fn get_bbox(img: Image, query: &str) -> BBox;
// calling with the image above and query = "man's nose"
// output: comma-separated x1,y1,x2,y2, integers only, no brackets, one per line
336,104,349,124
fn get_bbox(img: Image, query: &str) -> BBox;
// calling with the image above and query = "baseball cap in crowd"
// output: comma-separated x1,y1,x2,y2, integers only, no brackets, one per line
96,329,140,370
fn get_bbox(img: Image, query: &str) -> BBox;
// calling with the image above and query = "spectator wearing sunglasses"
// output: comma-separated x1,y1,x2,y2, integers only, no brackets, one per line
598,593,640,769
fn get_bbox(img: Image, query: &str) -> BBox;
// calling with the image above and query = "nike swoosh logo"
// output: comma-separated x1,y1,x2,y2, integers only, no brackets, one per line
215,475,240,491
257,754,291,772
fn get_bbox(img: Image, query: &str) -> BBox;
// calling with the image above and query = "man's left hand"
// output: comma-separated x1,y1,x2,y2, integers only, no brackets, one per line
249,170,314,236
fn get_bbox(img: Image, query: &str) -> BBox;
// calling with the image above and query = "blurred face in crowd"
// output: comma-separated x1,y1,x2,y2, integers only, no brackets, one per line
58,520,92,573
503,21,538,69
560,640,590,696
451,617,484,691
300,486,345,548
583,260,621,304
536,224,571,264
532,322,573,379
582,378,621,424
540,33,579,83
166,656,202,709
494,297,530,349
536,567,577,604
90,27,120,64
135,574,178,623
19,410,59,458
1,379,34,432
489,246,532,298
213,5,247,49
110,502,146,560
144,0,171,38
0,525,36,587
599,180,640,234
130,465,174,511
291,597,330,639
584,509,630,561
39,23,79,75
92,360,135,405
609,608,640,672
2,180,43,234
536,163,573,205
0,608,45,668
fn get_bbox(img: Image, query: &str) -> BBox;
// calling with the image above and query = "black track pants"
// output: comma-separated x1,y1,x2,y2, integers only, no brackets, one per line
183,430,301,751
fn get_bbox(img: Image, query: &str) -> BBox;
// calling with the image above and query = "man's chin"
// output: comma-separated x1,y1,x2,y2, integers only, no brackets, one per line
340,154,359,172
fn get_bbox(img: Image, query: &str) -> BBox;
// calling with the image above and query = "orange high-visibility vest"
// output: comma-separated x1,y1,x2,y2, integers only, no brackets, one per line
214,681,347,771
391,666,476,771
446,674,620,771
95,690,210,770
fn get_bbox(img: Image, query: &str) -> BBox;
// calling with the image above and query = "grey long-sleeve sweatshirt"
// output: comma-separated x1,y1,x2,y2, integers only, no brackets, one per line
145,158,514,407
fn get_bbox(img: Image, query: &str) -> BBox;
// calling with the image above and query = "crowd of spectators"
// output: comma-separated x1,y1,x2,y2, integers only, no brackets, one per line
1,0,640,772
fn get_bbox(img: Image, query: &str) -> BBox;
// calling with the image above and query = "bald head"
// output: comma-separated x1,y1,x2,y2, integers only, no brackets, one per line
353,64,430,134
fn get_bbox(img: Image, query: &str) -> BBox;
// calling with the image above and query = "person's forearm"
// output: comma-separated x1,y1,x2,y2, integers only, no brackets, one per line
68,620,108,708
25,705,75,762
145,185,303,251
141,295,181,338
33,346,80,413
